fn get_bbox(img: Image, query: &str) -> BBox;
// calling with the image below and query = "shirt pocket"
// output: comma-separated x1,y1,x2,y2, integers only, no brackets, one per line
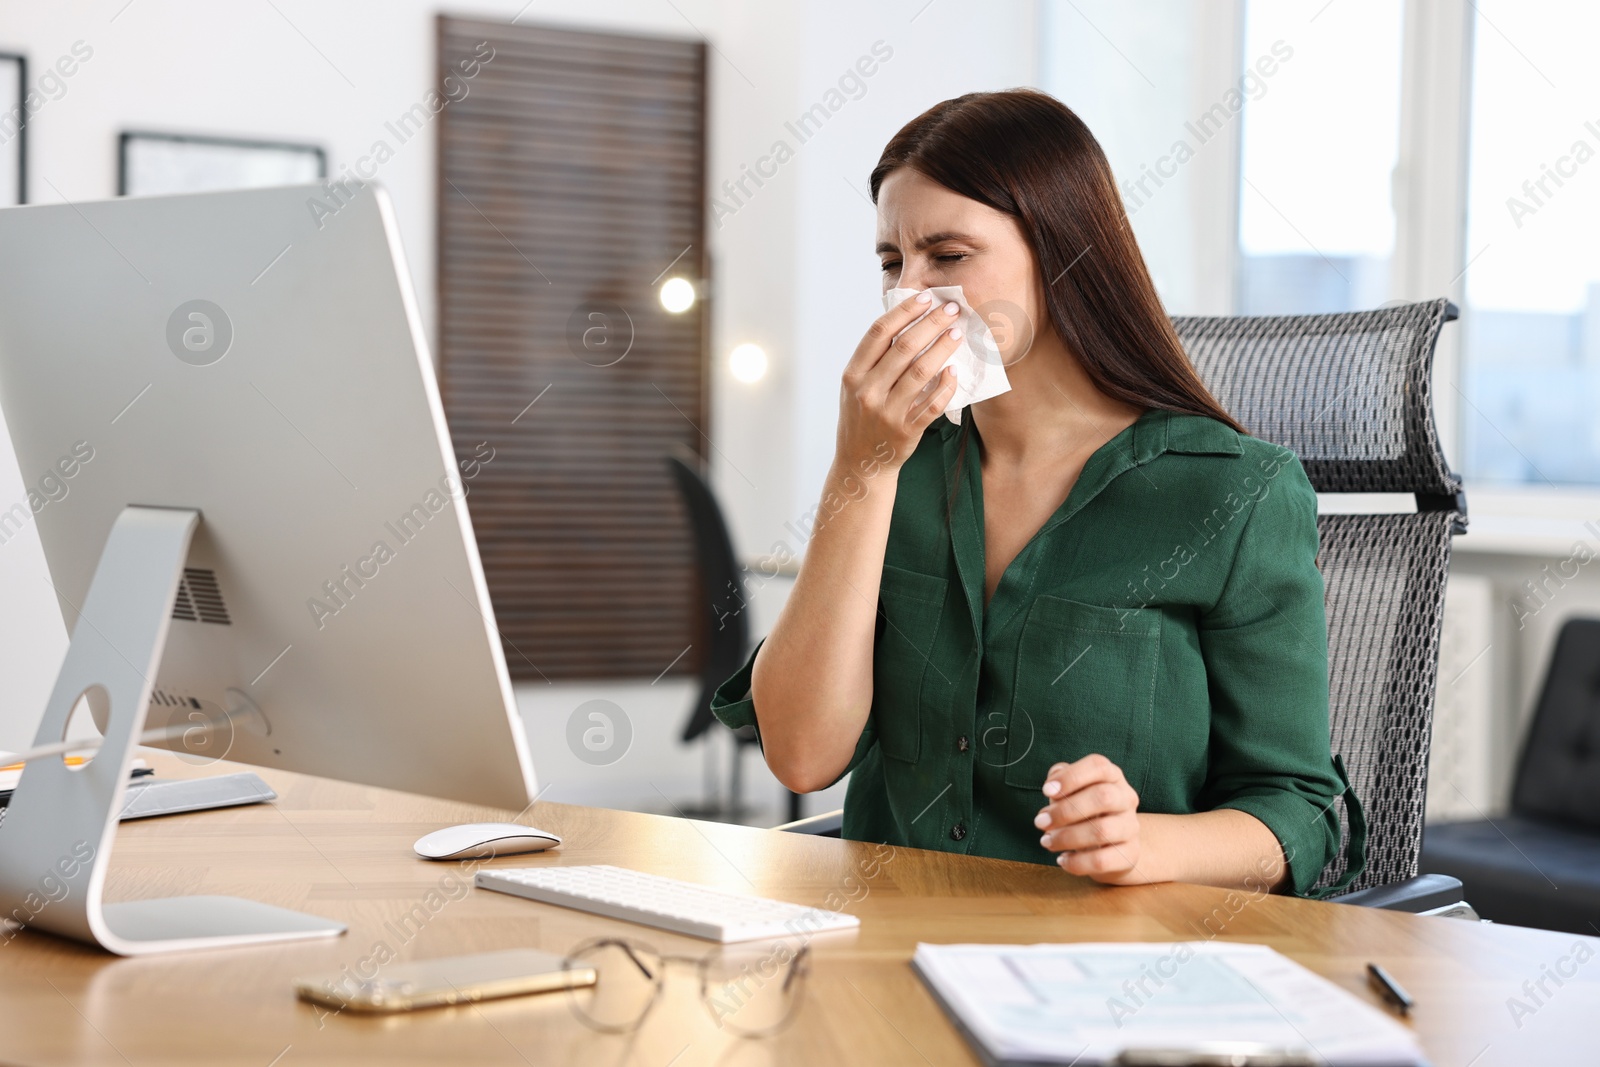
872,564,949,764
1002,596,1161,794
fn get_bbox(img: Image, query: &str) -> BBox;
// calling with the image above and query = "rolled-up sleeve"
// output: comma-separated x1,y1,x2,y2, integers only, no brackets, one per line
1197,458,1361,896
711,638,881,788
710,640,764,733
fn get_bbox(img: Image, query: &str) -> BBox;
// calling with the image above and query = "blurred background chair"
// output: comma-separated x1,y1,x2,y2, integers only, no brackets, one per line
784,299,1476,916
667,451,802,824
1420,617,1600,933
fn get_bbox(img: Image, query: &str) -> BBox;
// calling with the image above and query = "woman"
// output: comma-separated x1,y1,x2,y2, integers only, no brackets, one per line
712,89,1362,896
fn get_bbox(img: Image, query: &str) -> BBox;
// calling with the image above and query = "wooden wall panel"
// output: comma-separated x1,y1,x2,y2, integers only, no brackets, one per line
438,17,708,681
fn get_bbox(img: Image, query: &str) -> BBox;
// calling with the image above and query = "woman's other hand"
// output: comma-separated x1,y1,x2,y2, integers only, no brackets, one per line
1034,754,1146,884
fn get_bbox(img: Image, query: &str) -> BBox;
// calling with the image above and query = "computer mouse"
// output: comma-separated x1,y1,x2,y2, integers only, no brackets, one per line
413,822,562,860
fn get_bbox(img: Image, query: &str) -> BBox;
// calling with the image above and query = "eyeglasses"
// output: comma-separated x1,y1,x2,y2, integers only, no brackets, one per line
561,936,810,1037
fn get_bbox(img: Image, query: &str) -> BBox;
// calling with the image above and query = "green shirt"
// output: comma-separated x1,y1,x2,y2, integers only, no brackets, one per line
713,408,1362,896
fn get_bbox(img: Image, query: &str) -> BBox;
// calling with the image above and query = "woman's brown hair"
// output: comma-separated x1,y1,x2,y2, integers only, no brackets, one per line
870,88,1245,435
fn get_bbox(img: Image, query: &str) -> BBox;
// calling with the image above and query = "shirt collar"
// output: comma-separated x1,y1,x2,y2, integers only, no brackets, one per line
1143,407,1244,459
938,406,1242,457
937,407,1242,641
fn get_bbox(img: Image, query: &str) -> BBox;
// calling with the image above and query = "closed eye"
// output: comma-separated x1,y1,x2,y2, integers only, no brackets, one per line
881,252,968,273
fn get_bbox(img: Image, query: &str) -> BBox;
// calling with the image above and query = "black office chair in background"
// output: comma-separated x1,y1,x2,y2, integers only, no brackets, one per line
781,299,1474,915
666,451,802,825
1420,617,1600,933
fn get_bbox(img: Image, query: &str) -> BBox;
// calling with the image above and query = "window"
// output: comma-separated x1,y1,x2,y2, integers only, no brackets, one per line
1235,0,1406,315
1045,0,1600,498
1459,0,1600,486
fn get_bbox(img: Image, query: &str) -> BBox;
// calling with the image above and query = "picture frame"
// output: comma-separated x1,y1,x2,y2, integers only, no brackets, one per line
0,53,25,205
118,130,326,198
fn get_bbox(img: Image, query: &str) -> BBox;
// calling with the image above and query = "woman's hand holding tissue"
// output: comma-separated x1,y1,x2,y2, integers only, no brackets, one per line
835,289,963,472
744,290,960,794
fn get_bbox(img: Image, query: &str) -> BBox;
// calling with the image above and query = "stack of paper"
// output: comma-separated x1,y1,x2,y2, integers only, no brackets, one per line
913,941,1427,1066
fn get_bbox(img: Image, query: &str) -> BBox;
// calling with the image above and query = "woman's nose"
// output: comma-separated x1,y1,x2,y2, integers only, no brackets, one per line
896,262,934,291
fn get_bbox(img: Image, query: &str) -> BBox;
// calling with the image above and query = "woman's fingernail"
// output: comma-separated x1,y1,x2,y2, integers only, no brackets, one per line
948,327,963,341
1039,834,1052,849
1033,811,1051,829
916,291,933,303
942,301,959,315
1057,853,1070,868
1043,781,1061,797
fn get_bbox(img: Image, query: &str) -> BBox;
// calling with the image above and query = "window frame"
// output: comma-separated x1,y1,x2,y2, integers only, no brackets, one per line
1036,0,1600,540
1234,0,1600,541
1400,2,1600,535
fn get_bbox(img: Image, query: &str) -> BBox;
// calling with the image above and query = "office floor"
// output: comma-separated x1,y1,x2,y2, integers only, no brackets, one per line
513,678,848,829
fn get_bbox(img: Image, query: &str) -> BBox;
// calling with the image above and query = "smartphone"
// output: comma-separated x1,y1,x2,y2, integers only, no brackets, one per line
295,948,596,1014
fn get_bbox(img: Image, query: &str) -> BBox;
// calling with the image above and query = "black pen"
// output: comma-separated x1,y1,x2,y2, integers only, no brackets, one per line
1367,962,1414,1015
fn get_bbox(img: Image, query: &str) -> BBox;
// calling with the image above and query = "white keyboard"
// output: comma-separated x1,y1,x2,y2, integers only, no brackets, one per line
474,864,861,943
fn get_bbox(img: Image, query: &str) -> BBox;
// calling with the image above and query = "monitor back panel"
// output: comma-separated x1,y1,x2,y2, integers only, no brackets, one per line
0,184,535,810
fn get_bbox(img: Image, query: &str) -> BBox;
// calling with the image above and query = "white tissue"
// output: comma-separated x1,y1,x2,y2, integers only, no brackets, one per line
883,286,1011,423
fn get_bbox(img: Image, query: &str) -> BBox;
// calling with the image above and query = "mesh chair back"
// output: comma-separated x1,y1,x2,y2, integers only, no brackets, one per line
1173,299,1464,894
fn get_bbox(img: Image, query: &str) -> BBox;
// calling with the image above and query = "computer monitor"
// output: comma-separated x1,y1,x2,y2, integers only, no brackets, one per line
0,182,537,953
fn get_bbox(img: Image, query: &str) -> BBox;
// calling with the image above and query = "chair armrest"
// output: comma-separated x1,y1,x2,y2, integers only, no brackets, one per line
773,808,842,837
1328,873,1467,913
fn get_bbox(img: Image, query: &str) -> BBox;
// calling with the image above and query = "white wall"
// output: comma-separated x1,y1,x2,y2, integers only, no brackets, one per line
1039,0,1243,316
784,5,1039,528
1451,518,1600,812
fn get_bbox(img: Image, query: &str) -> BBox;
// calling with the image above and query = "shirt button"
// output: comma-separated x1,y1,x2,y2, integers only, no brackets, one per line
951,823,967,841
957,735,970,753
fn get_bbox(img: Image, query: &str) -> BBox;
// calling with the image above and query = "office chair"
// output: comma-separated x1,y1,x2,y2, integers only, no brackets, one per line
1419,616,1600,933
781,299,1472,915
1174,297,1469,911
666,452,803,824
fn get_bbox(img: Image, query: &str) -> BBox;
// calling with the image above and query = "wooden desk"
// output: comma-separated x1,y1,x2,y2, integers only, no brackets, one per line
1,756,1593,1065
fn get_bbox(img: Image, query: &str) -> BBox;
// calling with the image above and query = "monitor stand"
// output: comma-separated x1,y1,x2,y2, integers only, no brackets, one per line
0,506,346,955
